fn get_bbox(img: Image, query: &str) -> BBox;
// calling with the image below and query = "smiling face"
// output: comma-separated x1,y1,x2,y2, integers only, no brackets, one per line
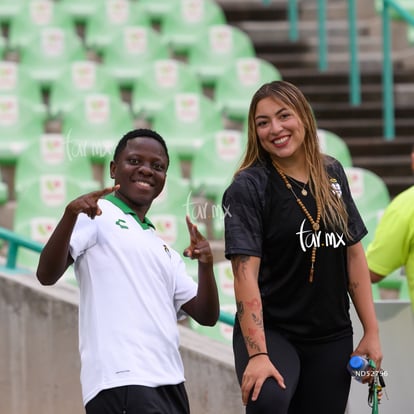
110,137,168,219
255,96,306,165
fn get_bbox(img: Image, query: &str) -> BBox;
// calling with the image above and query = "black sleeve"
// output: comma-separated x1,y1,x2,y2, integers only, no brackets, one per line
222,169,268,259
328,158,368,245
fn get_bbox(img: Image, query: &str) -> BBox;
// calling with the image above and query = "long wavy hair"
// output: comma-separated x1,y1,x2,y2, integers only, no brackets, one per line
237,80,350,237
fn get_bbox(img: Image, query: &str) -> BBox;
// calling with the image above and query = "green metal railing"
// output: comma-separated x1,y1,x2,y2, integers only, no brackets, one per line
0,227,42,272
381,0,414,140
261,0,414,141
218,310,235,326
0,226,236,325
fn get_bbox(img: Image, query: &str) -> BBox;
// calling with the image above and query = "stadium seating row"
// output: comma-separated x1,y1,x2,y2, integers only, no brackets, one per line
0,57,282,164
1,0,229,60
0,0,407,345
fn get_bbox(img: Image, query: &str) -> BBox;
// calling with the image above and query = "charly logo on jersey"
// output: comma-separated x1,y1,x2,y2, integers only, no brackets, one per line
115,219,129,229
330,178,342,198
296,220,346,252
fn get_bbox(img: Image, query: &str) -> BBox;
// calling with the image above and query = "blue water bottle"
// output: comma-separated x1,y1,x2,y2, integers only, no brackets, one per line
348,355,370,382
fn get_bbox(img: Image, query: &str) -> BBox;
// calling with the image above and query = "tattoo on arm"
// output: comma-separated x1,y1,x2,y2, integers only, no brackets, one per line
244,335,261,353
232,255,250,281
252,311,264,330
236,300,244,319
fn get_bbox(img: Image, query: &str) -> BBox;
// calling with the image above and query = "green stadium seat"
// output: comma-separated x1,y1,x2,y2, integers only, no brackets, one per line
188,24,256,88
189,260,235,344
0,0,24,25
15,175,99,219
371,282,381,301
191,129,244,202
13,175,99,272
0,36,6,59
0,168,8,204
150,175,191,217
8,0,75,50
60,93,135,164
60,0,101,24
48,60,121,117
131,59,203,122
0,61,46,116
317,128,352,167
190,129,245,238
214,57,283,122
151,92,225,161
345,167,391,219
138,0,178,25
84,0,151,54
0,95,45,165
377,268,405,293
360,209,384,252
101,25,170,89
14,134,99,196
18,26,86,90
399,275,410,300
160,0,226,56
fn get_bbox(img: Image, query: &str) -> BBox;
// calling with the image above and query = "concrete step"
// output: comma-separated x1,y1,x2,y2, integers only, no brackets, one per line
383,175,414,197
352,154,412,176
299,84,383,104
346,137,414,157
280,67,414,85
313,102,414,120
217,0,287,22
238,20,381,51
318,118,414,138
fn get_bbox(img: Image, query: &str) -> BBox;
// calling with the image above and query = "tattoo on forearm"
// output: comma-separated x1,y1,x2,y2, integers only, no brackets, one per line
244,335,261,353
252,311,264,330
232,255,250,281
236,301,244,319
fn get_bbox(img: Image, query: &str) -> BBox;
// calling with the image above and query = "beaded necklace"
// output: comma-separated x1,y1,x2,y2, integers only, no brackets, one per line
273,163,321,283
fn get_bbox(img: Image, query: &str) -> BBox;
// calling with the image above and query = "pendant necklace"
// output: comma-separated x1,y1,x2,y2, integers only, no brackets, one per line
289,176,308,197
273,162,321,282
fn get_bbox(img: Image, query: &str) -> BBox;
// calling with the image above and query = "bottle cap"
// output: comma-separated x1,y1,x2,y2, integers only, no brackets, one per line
349,355,364,369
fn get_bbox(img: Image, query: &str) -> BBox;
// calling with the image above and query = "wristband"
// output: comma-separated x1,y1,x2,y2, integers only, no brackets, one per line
249,352,269,360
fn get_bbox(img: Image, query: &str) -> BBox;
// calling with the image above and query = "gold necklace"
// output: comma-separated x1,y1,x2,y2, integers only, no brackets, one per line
289,176,308,196
273,163,321,283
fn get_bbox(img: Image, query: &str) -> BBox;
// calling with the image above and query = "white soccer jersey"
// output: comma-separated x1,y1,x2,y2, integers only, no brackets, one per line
69,196,198,406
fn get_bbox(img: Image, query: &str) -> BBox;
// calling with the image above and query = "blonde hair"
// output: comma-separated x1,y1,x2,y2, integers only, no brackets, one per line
237,80,350,237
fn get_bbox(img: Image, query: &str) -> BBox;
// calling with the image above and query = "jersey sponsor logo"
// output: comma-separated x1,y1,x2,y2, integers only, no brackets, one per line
296,219,346,251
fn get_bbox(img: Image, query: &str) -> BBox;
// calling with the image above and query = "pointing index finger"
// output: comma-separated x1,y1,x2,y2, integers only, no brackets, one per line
93,184,120,199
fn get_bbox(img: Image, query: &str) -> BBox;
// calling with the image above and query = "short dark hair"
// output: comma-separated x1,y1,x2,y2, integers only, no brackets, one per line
113,128,169,165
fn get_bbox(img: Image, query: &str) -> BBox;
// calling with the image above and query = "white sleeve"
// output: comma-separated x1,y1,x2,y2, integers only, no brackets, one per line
69,212,98,261
171,250,198,318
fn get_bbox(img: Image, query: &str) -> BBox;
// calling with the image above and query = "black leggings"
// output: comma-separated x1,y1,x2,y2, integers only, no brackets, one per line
233,324,353,414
